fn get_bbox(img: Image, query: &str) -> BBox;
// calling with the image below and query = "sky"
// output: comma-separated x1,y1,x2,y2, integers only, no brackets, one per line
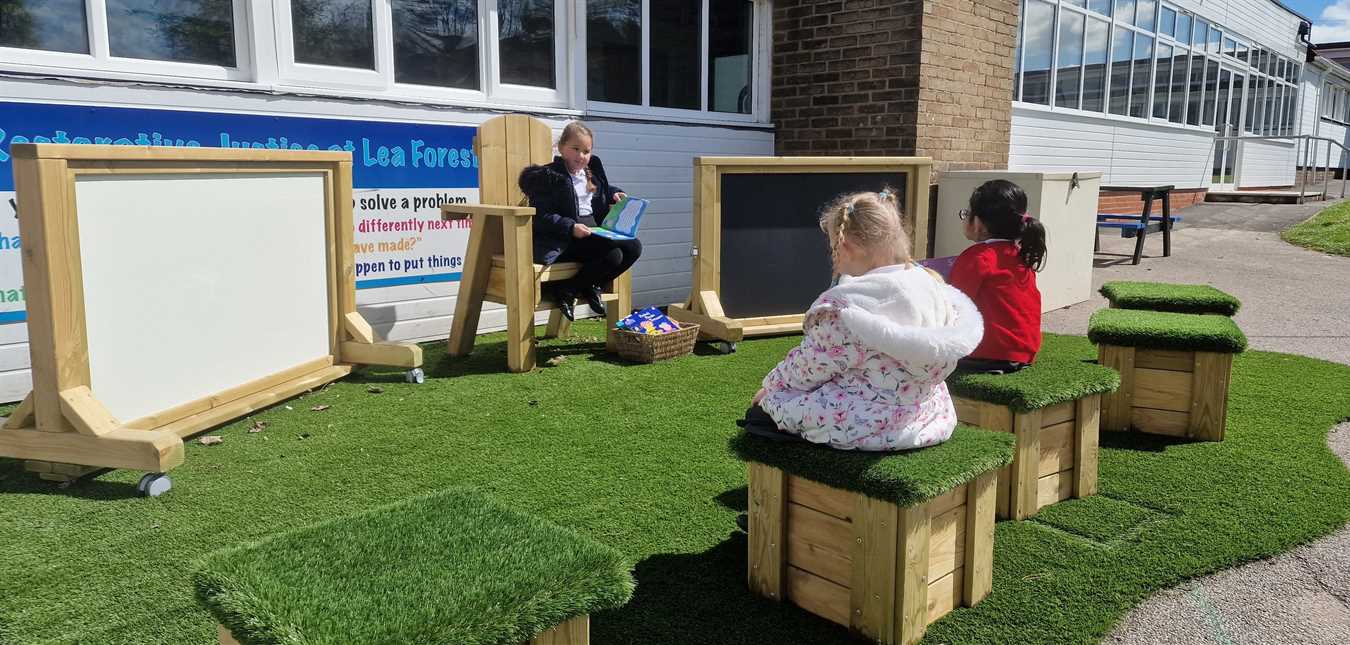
1296,0,1350,43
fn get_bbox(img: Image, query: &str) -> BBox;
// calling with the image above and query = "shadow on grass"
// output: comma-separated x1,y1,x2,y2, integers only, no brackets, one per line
0,460,143,500
593,527,856,644
1099,429,1201,452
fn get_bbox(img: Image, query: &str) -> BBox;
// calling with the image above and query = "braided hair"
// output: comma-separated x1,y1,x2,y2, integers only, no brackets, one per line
818,187,910,266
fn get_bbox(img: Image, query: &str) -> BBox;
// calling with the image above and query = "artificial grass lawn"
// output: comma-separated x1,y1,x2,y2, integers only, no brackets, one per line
1088,308,1248,354
1,326,1348,644
1282,200,1350,256
947,344,1121,413
732,427,1014,507
196,488,634,645
1099,281,1241,316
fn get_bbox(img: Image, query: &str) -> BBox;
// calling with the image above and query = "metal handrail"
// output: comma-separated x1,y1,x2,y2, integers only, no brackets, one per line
1212,134,1349,201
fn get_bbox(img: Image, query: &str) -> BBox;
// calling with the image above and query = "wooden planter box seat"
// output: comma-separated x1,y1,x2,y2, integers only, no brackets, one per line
1099,281,1241,316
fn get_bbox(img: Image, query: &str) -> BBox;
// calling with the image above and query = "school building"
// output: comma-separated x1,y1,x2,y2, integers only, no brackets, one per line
0,0,1343,402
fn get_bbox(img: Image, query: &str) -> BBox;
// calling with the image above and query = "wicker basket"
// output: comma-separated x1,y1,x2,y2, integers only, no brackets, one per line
611,322,701,363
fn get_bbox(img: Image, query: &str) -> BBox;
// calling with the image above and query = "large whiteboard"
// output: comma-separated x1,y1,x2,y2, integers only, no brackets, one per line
75,173,332,422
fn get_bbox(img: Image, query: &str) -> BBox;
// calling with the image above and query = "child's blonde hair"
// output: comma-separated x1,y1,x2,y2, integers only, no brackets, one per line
558,120,596,193
818,187,911,265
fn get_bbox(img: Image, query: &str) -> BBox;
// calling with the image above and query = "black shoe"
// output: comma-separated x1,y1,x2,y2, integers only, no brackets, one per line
582,287,606,316
735,513,749,533
551,285,576,321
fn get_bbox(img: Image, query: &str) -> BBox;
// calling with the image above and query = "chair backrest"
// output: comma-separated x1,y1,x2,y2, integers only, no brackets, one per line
473,114,554,207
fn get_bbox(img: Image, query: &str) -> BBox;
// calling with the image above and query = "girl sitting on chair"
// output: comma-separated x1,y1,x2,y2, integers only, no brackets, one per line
518,121,642,321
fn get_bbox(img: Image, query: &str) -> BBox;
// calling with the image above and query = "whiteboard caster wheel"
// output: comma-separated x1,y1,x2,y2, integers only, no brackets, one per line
405,368,425,384
137,473,172,497
715,342,737,354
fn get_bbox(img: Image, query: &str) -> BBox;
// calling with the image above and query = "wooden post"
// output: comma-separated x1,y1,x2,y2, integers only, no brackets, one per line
1074,395,1101,498
502,216,537,372
1190,352,1233,441
1098,345,1136,431
962,471,996,605
448,213,493,356
851,494,899,642
529,615,590,645
893,504,930,645
1009,409,1044,520
747,463,787,600
544,310,571,339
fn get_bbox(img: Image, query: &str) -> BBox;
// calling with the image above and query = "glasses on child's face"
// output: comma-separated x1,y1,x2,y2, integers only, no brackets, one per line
957,208,970,221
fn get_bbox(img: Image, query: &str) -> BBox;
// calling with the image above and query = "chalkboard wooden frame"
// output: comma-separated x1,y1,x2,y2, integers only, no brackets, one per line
669,156,932,343
0,145,422,480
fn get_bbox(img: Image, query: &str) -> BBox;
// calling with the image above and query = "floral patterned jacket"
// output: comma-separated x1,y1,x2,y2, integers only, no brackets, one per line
760,264,984,451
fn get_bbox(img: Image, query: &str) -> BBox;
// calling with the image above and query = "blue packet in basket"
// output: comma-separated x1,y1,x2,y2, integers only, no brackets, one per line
617,307,680,334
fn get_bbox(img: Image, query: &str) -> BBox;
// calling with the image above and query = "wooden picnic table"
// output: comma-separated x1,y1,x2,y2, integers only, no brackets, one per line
1097,184,1177,265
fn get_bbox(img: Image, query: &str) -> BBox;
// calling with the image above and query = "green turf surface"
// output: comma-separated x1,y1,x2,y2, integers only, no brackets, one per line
731,427,1014,508
1099,281,1241,316
946,341,1120,412
1088,308,1248,354
196,488,633,645
1,327,1348,644
1282,200,1350,257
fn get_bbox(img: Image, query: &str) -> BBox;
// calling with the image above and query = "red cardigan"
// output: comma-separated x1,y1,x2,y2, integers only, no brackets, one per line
948,241,1041,364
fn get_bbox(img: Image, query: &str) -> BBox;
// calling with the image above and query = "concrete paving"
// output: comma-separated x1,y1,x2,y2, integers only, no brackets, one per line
1042,198,1350,644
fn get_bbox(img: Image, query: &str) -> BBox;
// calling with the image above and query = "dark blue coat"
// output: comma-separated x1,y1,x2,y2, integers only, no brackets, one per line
518,156,623,265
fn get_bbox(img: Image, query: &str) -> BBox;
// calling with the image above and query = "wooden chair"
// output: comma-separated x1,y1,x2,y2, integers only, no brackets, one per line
441,114,632,372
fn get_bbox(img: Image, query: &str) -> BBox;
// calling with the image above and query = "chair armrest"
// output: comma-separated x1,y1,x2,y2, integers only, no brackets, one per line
441,204,536,220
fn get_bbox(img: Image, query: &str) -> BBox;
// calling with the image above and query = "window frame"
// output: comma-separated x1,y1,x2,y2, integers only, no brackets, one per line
0,0,253,83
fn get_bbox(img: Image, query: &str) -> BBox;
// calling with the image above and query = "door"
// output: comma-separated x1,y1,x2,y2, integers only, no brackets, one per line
1213,68,1245,189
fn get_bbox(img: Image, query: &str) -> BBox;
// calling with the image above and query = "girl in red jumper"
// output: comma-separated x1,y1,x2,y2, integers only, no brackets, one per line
948,180,1047,374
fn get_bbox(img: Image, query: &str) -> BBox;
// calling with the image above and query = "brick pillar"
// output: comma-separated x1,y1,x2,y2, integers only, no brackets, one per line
772,0,1019,173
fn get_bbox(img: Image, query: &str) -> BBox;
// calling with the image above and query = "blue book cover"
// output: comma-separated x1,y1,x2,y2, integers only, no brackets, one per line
590,196,649,240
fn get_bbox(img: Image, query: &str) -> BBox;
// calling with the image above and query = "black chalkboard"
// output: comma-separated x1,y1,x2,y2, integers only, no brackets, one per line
718,172,908,319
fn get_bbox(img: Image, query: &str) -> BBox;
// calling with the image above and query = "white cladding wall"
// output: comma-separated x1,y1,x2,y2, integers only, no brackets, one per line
1009,106,1215,188
1236,139,1298,186
0,77,774,402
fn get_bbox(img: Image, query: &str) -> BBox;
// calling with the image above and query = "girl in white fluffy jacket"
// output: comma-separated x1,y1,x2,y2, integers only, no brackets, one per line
748,189,984,451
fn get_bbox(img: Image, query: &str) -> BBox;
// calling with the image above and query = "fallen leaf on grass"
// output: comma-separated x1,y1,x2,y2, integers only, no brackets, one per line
367,386,384,394
198,435,223,446
248,421,268,433
528,399,539,406
310,405,330,412
298,433,311,440
545,356,567,367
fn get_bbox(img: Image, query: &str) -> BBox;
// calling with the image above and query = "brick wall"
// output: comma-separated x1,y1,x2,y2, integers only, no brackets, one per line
772,0,923,156
1098,189,1208,215
914,0,1019,173
771,0,1020,173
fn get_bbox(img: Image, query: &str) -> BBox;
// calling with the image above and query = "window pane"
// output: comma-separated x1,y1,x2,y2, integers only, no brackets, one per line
1135,0,1155,30
1213,69,1229,133
292,0,374,69
393,0,478,89
1109,26,1133,115
1083,18,1110,112
1020,0,1055,105
1088,0,1111,16
1236,43,1247,65
1115,0,1135,24
709,0,754,113
106,0,236,66
651,0,699,108
1014,0,1022,100
0,0,88,53
1055,11,1085,109
1153,43,1171,118
1192,19,1207,48
1130,35,1152,117
1286,88,1297,134
1175,13,1190,44
1159,6,1175,37
1222,37,1235,57
498,0,554,87
1230,74,1244,132
1207,26,1220,54
1064,0,1085,7
1186,51,1203,125
588,0,640,104
1203,60,1218,124
1168,48,1186,122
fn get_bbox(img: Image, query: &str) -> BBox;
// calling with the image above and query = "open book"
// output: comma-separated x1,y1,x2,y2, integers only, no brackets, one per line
589,196,650,240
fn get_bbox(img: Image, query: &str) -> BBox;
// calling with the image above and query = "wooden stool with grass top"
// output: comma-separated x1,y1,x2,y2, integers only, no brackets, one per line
1090,308,1247,441
1099,281,1241,316
945,336,1121,520
732,427,1014,645
196,489,634,645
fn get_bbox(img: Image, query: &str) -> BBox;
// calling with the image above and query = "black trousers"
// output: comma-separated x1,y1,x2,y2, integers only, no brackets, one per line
554,235,642,291
956,357,1029,374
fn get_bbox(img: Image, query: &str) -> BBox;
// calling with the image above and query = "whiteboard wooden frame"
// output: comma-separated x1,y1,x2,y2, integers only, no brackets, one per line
0,145,422,476
668,156,933,343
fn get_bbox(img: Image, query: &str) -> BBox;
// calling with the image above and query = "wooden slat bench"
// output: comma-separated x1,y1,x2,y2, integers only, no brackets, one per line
732,427,1015,645
946,343,1121,520
196,489,634,645
1090,308,1247,442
